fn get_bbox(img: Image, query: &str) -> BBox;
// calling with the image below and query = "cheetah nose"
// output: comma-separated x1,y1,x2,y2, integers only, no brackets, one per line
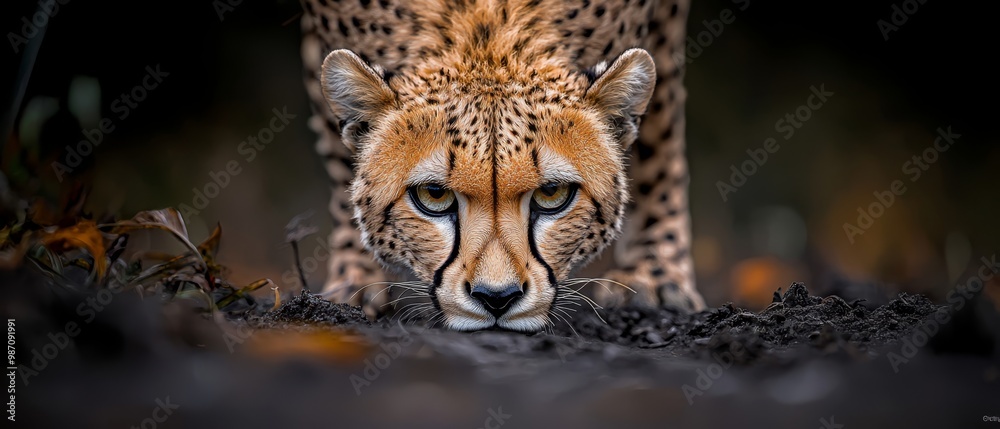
470,283,523,318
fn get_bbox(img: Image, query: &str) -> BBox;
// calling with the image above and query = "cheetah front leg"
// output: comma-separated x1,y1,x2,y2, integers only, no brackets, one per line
595,98,707,313
594,145,707,313
596,241,707,313
594,88,706,312
594,0,705,313
316,122,392,318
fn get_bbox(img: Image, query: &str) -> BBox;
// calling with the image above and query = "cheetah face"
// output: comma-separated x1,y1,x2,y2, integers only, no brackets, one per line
321,49,655,331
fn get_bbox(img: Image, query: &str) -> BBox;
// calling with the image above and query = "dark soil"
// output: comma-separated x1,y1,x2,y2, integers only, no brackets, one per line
256,292,371,327
248,282,946,368
9,270,998,429
558,283,944,360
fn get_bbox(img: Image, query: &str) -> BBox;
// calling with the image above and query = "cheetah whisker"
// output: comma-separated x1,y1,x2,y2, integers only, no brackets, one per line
347,281,428,302
346,281,401,302
558,287,608,325
557,299,583,308
426,312,448,328
396,302,433,322
560,284,604,310
554,301,580,313
382,293,430,309
550,309,581,338
563,277,636,294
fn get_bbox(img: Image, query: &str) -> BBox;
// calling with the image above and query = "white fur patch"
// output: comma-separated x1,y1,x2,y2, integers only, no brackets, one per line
535,146,582,184
406,149,450,186
444,315,493,331
592,61,609,77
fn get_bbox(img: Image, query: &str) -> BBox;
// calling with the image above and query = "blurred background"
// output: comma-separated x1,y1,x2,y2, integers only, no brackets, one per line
3,0,997,309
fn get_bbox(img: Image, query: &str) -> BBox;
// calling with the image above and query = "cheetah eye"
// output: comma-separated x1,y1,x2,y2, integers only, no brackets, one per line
531,183,577,214
409,184,457,216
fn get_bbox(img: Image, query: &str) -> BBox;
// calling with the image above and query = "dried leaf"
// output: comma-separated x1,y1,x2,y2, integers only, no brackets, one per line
39,219,107,277
131,254,202,288
24,253,74,290
198,223,223,276
66,258,93,272
198,223,222,258
104,258,133,289
33,245,63,274
103,208,200,257
173,288,217,310
164,272,211,295
216,278,273,309
107,234,129,264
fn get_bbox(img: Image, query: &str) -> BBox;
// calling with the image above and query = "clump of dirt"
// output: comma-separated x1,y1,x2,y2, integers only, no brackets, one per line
555,282,944,362
254,291,370,328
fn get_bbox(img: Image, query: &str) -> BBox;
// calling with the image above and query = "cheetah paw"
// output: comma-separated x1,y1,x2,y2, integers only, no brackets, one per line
594,268,706,313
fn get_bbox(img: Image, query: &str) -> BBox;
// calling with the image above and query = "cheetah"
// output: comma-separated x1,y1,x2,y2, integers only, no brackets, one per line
301,0,706,331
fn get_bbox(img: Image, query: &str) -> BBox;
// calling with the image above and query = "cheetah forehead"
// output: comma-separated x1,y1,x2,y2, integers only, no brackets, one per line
361,96,623,207
402,143,583,196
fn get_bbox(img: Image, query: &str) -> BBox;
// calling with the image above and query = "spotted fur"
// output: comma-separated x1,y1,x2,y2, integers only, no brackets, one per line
302,0,705,331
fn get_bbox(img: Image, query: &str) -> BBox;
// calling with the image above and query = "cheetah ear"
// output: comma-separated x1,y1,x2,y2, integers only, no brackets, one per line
321,49,396,149
585,48,656,119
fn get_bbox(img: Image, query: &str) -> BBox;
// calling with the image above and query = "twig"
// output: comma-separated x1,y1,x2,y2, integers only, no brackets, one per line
290,239,309,293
